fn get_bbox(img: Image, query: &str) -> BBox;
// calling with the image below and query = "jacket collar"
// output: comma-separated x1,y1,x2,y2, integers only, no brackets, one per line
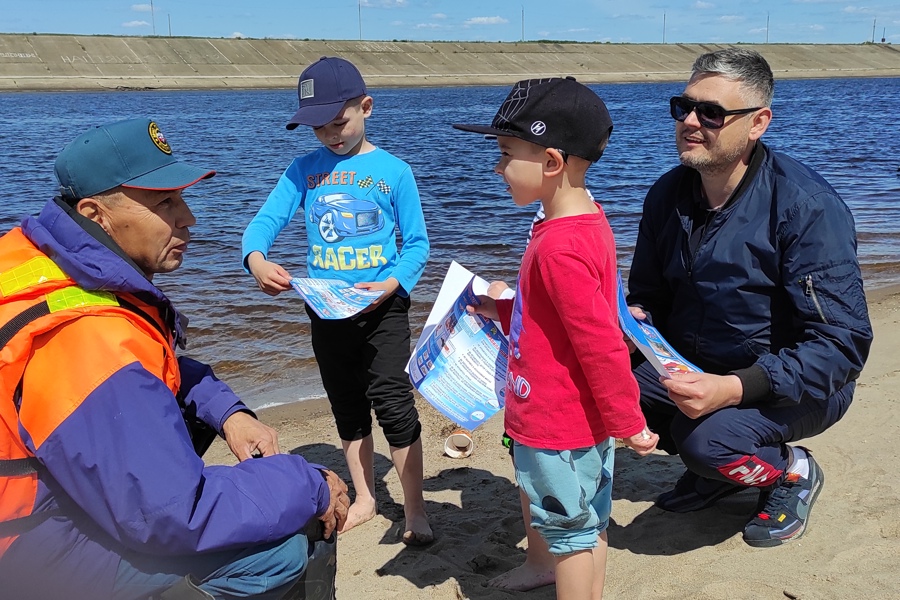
677,141,770,218
20,198,188,348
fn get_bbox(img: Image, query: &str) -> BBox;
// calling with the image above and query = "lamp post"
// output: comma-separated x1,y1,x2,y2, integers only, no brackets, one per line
150,0,156,36
521,6,525,42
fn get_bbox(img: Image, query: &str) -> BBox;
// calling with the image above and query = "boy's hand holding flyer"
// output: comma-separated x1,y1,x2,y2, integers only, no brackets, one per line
406,262,510,432
290,277,384,319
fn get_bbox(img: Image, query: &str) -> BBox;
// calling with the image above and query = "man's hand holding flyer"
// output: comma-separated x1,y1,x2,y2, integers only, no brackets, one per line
617,272,702,378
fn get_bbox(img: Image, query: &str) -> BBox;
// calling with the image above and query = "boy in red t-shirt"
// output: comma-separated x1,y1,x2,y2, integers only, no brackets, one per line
454,78,659,600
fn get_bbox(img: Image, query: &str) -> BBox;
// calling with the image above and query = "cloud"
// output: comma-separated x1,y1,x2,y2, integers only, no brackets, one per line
230,32,244,38
361,0,408,7
694,1,714,8
415,22,442,29
719,15,745,23
611,13,658,22
808,24,825,30
122,20,150,27
748,27,767,33
842,5,873,13
432,13,447,19
567,28,590,32
131,4,153,12
464,16,509,26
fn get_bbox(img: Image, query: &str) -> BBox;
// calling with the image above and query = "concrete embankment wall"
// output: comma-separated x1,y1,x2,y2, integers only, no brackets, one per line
1,34,899,91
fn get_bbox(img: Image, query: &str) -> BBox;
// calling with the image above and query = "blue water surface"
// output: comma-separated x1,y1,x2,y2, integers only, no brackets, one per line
1,78,898,407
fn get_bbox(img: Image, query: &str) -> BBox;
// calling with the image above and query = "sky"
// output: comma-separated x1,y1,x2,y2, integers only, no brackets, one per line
2,0,898,45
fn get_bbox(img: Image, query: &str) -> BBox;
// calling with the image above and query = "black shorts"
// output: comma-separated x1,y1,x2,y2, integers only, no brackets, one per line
306,294,421,448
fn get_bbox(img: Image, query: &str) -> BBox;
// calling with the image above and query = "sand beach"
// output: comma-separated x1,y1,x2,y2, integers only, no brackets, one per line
203,284,900,600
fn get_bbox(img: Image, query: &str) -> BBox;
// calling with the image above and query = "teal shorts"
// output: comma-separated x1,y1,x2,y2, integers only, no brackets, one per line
513,438,615,556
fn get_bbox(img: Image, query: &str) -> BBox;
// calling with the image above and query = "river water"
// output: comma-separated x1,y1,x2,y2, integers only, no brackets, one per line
2,77,899,408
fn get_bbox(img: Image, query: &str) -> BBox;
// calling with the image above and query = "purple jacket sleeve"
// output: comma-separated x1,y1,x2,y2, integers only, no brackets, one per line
178,356,251,432
32,362,330,555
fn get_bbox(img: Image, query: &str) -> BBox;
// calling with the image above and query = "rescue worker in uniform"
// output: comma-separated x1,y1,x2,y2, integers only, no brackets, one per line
0,118,349,599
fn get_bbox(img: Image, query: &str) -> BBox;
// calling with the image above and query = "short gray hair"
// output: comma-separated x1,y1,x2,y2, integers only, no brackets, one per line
691,48,774,107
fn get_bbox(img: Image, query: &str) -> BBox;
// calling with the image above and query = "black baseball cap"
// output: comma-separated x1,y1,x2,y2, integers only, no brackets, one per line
453,77,613,162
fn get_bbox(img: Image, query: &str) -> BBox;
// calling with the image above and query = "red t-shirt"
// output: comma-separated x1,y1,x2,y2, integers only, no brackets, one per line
497,207,646,450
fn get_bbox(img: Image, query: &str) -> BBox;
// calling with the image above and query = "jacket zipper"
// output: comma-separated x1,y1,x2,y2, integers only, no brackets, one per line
804,274,829,324
687,210,716,354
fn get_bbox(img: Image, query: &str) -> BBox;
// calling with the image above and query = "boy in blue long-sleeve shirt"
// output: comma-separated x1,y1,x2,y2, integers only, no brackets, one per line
242,56,432,545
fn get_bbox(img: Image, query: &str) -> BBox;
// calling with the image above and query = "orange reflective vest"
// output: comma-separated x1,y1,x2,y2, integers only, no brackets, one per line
0,227,180,555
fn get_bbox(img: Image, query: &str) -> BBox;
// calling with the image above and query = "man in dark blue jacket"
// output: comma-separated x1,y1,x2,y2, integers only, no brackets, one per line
627,48,872,547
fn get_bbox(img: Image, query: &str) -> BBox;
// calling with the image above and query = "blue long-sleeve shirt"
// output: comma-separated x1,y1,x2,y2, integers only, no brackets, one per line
242,146,429,296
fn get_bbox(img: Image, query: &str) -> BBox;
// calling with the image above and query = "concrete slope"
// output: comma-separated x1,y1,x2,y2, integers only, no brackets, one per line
1,34,898,91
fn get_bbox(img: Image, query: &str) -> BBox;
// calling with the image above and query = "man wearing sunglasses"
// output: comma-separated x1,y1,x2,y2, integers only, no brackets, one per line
627,48,872,548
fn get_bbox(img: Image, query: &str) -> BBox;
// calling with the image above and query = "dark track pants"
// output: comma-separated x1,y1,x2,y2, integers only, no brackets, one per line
306,294,421,449
634,361,854,487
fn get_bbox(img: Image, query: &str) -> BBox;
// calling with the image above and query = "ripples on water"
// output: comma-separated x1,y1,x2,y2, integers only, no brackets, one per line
2,78,899,407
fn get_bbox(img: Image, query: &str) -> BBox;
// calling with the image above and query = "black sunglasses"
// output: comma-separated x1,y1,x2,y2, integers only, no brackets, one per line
669,96,763,129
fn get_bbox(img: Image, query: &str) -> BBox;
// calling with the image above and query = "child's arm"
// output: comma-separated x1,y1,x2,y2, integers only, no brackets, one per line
241,163,306,295
354,276,400,312
246,251,293,296
386,167,429,295
467,296,514,333
622,428,659,455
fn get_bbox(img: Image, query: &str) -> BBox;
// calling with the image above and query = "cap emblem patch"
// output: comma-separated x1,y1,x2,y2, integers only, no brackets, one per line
300,78,315,100
148,122,172,155
530,121,546,135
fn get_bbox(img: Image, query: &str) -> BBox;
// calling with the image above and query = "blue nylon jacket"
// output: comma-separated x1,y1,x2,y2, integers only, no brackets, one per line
0,199,330,599
627,142,873,406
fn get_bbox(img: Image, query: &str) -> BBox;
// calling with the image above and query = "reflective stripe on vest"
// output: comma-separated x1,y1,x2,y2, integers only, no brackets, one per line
0,256,68,298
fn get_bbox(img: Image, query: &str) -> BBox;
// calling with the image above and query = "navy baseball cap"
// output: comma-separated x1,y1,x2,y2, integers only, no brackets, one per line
286,56,367,130
453,77,613,162
55,118,215,201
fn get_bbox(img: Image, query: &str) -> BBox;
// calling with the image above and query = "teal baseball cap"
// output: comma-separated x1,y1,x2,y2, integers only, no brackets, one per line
54,118,215,201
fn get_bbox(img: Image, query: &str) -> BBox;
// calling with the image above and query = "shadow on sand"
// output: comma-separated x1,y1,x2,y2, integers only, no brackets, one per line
288,443,760,598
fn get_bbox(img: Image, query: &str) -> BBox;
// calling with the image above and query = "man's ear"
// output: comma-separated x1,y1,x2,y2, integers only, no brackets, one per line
75,197,106,228
749,107,772,141
544,148,566,177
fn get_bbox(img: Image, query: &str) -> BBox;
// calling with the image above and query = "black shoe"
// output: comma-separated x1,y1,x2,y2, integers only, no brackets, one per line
656,469,744,513
742,449,824,548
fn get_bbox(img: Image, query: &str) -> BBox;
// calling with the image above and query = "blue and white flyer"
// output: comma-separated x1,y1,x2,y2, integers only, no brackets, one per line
616,272,702,378
290,278,384,319
407,262,511,431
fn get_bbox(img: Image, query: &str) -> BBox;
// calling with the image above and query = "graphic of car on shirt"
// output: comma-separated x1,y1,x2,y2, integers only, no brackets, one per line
308,193,385,243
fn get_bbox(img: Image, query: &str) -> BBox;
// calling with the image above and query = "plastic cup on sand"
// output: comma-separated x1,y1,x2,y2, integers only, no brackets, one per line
443,428,474,459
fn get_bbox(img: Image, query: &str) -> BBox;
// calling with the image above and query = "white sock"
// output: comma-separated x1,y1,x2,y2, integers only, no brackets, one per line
786,446,810,479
